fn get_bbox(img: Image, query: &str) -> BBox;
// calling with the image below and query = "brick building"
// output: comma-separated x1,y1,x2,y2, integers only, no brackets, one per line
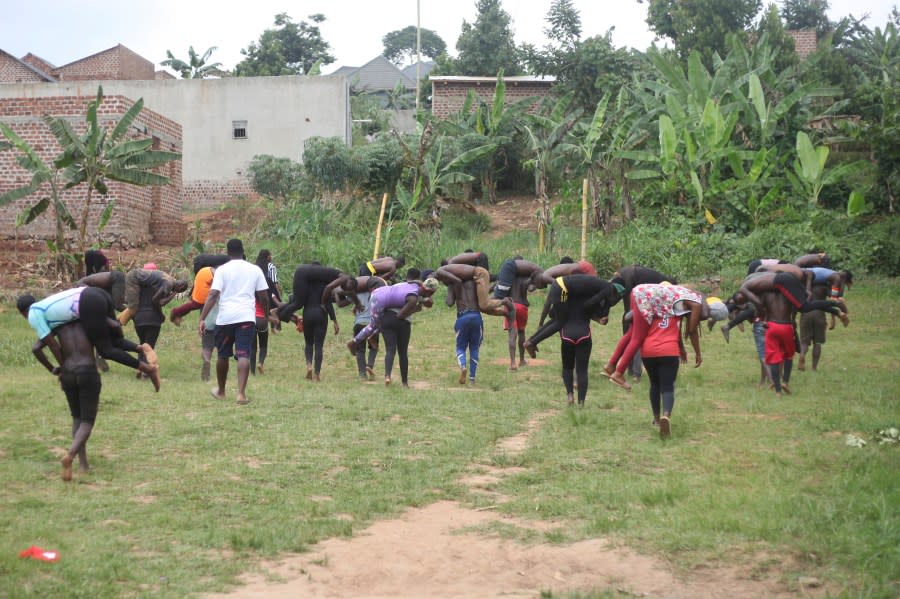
787,29,818,60
0,44,350,246
0,94,184,245
430,76,555,119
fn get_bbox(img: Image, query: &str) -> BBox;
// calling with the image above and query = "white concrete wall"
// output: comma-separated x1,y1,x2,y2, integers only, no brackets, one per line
0,76,350,183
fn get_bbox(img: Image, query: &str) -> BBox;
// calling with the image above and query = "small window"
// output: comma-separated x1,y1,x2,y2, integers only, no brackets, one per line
232,120,247,139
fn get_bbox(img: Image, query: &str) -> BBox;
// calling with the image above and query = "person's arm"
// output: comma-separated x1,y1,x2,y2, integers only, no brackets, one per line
199,289,220,334
435,268,462,287
33,335,62,374
684,303,703,367
445,283,457,307
738,284,764,313
156,292,178,308
255,289,271,325
333,289,354,308
325,301,339,335
395,295,419,320
538,297,553,327
322,274,351,305
678,320,688,364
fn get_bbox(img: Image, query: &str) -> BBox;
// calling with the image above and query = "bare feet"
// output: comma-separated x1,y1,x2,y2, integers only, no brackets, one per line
346,339,359,356
601,364,614,378
567,393,575,406
508,365,517,372
609,371,632,391
96,357,109,372
518,359,527,367
145,364,161,392
459,368,467,385
236,395,250,405
781,383,791,395
365,366,375,381
385,376,391,386
797,356,806,371
313,373,320,383
524,341,537,359
839,313,850,327
61,454,73,482
210,387,225,400
170,313,182,327
257,363,264,375
139,343,158,366
659,416,671,439
306,367,313,380
721,326,730,343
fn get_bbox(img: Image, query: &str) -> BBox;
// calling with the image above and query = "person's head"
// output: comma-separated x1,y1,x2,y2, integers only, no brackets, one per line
405,267,421,282
704,296,729,322
512,255,524,261
475,253,489,271
421,268,434,281
226,238,244,259
395,256,406,268
16,294,35,318
842,270,853,288
420,277,439,296
255,249,272,270
559,256,574,264
84,249,109,274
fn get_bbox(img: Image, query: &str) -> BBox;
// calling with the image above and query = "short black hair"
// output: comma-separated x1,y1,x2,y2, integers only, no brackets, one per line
226,238,244,257
406,268,421,281
560,256,574,264
843,270,853,284
16,294,36,315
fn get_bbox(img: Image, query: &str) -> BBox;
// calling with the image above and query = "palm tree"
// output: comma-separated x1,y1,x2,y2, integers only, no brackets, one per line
160,46,225,78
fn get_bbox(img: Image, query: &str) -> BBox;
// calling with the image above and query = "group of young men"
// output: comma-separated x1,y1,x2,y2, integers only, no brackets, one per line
17,241,851,480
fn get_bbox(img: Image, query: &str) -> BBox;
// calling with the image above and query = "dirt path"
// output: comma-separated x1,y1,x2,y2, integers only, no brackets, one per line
207,410,812,599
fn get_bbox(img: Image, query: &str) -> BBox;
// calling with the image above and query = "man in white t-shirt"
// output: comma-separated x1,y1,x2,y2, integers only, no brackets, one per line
199,239,271,405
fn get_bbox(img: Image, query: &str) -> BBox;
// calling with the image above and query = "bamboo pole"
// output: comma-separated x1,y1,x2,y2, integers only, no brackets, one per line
580,178,589,261
373,192,389,260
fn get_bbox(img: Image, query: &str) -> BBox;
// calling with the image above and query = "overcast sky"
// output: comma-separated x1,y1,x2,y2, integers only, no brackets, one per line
2,0,894,75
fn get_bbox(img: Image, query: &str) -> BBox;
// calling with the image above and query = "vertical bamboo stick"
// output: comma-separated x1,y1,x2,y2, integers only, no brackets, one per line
373,192,389,260
580,178,589,261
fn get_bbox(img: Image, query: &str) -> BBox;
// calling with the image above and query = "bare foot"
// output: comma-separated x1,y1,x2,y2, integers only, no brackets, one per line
509,365,517,372
145,364,161,392
61,454,73,482
346,339,359,356
385,376,391,386
236,395,250,405
365,366,375,381
139,344,158,366
170,313,182,327
659,416,671,439
459,368,467,385
601,364,615,378
609,372,632,391
257,363,264,375
839,313,850,327
518,359,527,367
210,387,225,401
313,373,320,383
781,383,791,395
523,341,537,359
721,326,730,343
567,393,575,406
306,368,313,380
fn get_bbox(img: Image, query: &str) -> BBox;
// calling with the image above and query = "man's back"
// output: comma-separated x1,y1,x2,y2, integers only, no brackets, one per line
213,260,267,326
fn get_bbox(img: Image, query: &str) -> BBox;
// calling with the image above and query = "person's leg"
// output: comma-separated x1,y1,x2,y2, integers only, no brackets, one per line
353,323,368,379
62,368,100,480
313,320,326,379
397,318,411,387
79,288,142,369
469,316,483,383
517,328,527,366
257,323,269,374
211,325,233,399
811,342,822,370
201,329,215,382
473,267,513,316
721,307,755,343
560,340,576,405
455,315,468,383
574,339,592,405
233,322,254,404
381,315,398,385
614,313,650,378
507,321,518,370
657,356,679,438
628,350,642,380
366,334,379,375
642,357,662,424
170,299,202,324
249,327,259,375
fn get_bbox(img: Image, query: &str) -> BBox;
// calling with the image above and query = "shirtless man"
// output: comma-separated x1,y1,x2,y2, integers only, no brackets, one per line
359,256,405,282
434,264,515,319
54,322,101,481
446,278,483,384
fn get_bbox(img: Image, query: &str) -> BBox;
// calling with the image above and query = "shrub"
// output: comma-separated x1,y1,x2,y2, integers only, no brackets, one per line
246,155,304,203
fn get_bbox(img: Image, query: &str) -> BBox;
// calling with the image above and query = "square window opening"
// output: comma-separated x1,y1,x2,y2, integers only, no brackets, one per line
232,120,247,140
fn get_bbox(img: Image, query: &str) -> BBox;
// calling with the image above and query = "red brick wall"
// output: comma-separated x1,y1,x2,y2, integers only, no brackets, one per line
0,54,47,83
0,94,184,246
431,79,553,119
54,45,155,81
183,179,258,211
787,29,817,59
20,53,55,76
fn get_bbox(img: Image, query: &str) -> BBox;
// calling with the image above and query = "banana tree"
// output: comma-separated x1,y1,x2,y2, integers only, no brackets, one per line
0,123,78,275
521,94,582,251
787,131,861,206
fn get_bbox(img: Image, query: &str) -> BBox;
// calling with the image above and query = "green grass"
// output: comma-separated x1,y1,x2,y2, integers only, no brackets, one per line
0,278,898,598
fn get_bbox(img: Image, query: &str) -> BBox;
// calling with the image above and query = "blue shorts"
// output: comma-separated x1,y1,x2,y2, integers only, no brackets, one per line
215,322,255,360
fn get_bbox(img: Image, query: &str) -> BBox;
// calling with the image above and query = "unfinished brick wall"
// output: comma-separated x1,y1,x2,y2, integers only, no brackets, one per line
20,53,56,75
54,45,155,81
0,53,48,83
0,94,183,246
787,29,817,59
183,179,257,211
431,78,553,119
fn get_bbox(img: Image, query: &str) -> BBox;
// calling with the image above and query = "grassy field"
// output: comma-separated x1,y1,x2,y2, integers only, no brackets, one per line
1,278,898,598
